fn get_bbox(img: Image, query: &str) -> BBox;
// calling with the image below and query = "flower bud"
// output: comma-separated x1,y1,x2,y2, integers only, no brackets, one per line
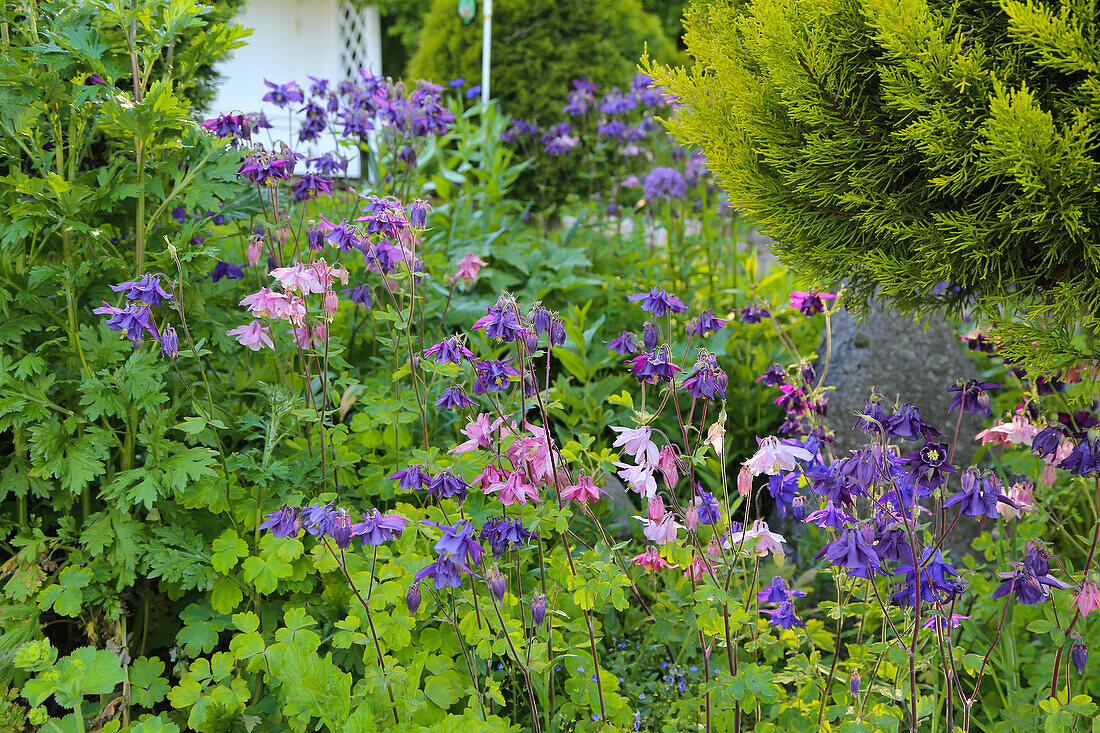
247,236,263,266
530,593,547,627
850,671,860,696
737,465,753,496
684,504,698,531
409,199,429,228
276,224,290,244
489,566,506,602
1073,642,1088,675
643,321,659,350
799,361,815,384
407,584,422,614
323,290,339,317
523,373,538,398
550,320,566,346
647,494,666,523
159,325,179,358
790,496,807,522
525,333,540,353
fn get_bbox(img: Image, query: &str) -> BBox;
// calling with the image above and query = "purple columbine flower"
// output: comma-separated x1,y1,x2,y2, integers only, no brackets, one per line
1031,425,1062,458
424,336,474,365
530,594,547,626
947,379,1001,417
885,403,942,441
627,345,683,384
681,353,727,400
628,287,687,317
1072,643,1088,675
761,600,805,629
159,325,179,358
428,469,469,501
690,310,726,337
855,395,889,434
342,284,372,310
387,464,432,491
757,363,787,387
110,272,173,308
804,501,856,529
993,561,1070,605
258,505,302,538
473,357,520,394
739,304,770,323
944,468,1015,519
606,331,638,355
210,261,245,282
299,502,338,536
890,547,967,606
423,519,484,568
643,167,688,201
489,566,506,600
816,527,881,579
262,79,304,107
172,206,187,224
413,556,473,589
351,509,408,545
757,576,806,605
471,300,526,343
874,525,914,564
695,489,721,526
480,517,536,558
902,442,956,494
436,385,476,410
1059,435,1100,476
93,302,158,344
292,173,332,202
407,583,422,613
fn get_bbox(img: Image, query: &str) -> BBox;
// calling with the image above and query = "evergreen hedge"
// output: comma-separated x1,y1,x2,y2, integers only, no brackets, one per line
647,0,1100,370
410,0,681,123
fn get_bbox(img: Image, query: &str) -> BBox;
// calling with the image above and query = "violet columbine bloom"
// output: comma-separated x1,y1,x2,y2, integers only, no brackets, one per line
413,556,473,589
806,465,858,507
387,464,432,491
424,519,484,568
816,527,881,579
682,354,727,400
874,526,914,564
351,509,408,545
1031,425,1062,458
628,287,687,317
292,173,331,202
767,473,799,513
424,336,474,365
408,200,430,228
262,79,303,107
473,357,520,394
944,468,1014,519
428,469,469,501
258,505,301,538
472,301,526,343
299,502,338,536
93,302,158,344
530,594,547,626
855,395,889,434
890,547,966,606
947,379,1001,417
210,261,245,282
159,325,179,358
804,501,856,529
902,442,956,494
885,403,942,441
739,304,770,323
757,363,787,387
1059,436,1100,476
789,290,837,316
993,561,1070,605
341,283,372,310
1072,643,1088,675
691,310,726,336
757,576,806,605
761,600,805,629
407,584,422,613
695,489,721,526
606,331,638,355
436,385,476,410
110,272,173,308
489,566,506,601
480,517,536,559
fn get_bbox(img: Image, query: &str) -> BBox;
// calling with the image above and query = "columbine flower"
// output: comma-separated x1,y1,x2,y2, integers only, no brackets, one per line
531,594,547,625
436,385,476,410
473,357,520,394
816,526,881,579
472,299,526,343
424,335,474,364
110,273,173,307
481,517,536,558
681,352,727,400
1000,481,1035,521
885,403,942,441
744,436,814,476
757,364,787,387
94,302,158,344
890,547,966,606
485,471,542,506
611,425,659,466
351,510,408,545
639,514,683,545
921,614,970,631
761,600,805,629
631,547,674,572
627,287,687,317
729,520,787,563
226,320,274,350
561,474,604,503
450,414,502,454
789,290,836,316
643,321,659,350
615,462,657,498
159,326,179,358
428,469,469,500
270,262,325,294
901,442,956,494
1072,643,1088,675
627,345,683,384
739,304,770,323
704,420,726,456
1059,435,1100,476
804,501,856,529
606,331,638,355
240,287,291,319
262,79,303,107
424,519,484,568
1075,580,1100,617
757,576,807,605
1032,425,1063,458
993,561,1070,605
258,505,301,538
976,414,1039,447
387,464,432,491
690,310,726,336
944,469,1014,519
947,379,1001,417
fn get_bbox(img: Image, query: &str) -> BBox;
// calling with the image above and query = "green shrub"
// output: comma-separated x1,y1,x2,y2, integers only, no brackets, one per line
647,0,1100,371
410,0,682,123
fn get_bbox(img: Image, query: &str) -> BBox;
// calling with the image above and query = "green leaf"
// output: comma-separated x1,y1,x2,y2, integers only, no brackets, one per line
128,657,170,707
424,674,460,709
211,530,248,574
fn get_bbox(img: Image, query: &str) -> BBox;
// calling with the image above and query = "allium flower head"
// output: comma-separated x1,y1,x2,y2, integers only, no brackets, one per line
643,167,687,201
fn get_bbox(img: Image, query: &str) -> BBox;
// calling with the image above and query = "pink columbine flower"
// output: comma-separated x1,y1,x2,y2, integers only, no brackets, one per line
1000,482,1035,521
638,513,683,545
289,322,327,349
507,424,555,483
976,415,1039,447
729,519,787,563
744,436,813,476
474,464,507,492
1075,580,1100,618
560,474,604,503
450,414,502,454
611,425,660,466
656,445,679,487
683,553,714,581
631,547,674,572
737,465,753,496
614,462,657,498
247,237,263,266
270,262,325,294
240,287,290,319
227,320,275,351
451,253,488,287
486,471,542,506
704,420,726,456
646,494,666,523
1042,442,1075,487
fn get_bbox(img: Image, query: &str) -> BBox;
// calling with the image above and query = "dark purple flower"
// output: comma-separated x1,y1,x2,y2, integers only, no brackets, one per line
262,79,303,107
874,525,914,565
885,403,942,441
480,517,536,558
489,566,505,600
310,153,348,175
407,583,422,613
159,325,179,358
258,505,301,538
757,363,787,387
292,173,331,202
351,509,408,545
642,321,660,350
850,672,860,697
238,153,290,185
387,464,432,491
947,379,1001,417
93,302,158,343
299,502,338,536
202,113,246,139
84,73,107,86
466,85,482,99
423,519,483,568
789,291,836,316
472,301,526,343
530,594,547,626
473,357,520,394
628,287,687,317
816,527,881,579
436,384,476,410
993,561,1070,605
110,273,173,307
643,167,687,201
681,353,727,400
210,261,245,282
804,501,855,529
695,489,721,526
428,469,469,500
408,200,430,228
739,305,770,323
600,87,637,115
944,468,1014,519
414,556,474,589
761,599,805,629
855,395,889,434
1032,425,1065,457
890,547,966,606
606,332,638,355
1072,643,1088,675
689,310,726,337
172,206,187,224
757,576,806,605
902,442,956,494
341,284,372,309
1059,436,1100,476
424,336,474,365
627,345,683,384
549,319,566,347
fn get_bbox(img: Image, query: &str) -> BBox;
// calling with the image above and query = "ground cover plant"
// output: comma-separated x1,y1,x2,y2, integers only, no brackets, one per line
2,0,1099,732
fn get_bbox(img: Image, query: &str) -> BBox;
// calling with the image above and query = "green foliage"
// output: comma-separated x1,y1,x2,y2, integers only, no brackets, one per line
410,0,682,122
646,0,1100,371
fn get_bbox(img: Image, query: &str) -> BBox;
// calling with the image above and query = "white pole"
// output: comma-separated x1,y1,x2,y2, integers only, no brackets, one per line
481,0,492,105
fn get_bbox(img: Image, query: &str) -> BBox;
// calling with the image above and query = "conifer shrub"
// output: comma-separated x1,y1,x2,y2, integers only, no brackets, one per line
410,0,681,123
646,0,1100,370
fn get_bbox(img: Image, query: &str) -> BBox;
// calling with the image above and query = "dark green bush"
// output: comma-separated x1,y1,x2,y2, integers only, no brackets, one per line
410,0,682,123
647,0,1100,371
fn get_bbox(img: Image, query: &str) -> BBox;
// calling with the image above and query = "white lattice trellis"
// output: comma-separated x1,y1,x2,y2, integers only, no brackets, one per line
339,2,382,79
